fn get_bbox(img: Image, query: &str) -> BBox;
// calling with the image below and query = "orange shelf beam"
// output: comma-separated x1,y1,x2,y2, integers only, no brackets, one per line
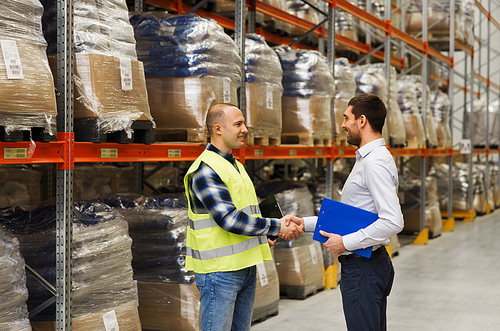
0,141,65,165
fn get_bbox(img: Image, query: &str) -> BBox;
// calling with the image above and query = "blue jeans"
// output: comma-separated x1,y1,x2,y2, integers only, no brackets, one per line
195,266,257,331
340,248,395,331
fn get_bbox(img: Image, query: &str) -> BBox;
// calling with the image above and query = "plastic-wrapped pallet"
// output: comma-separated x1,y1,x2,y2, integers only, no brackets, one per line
462,0,475,48
256,181,325,299
406,0,465,44
0,228,31,331
102,194,200,331
333,58,356,145
42,0,154,142
400,176,442,237
0,0,57,140
244,34,283,146
132,13,241,142
73,164,135,201
287,0,320,38
275,46,334,146
335,9,359,59
252,249,280,323
463,98,499,148
351,64,406,146
0,166,42,206
476,163,497,212
430,91,452,148
353,0,385,42
0,202,141,331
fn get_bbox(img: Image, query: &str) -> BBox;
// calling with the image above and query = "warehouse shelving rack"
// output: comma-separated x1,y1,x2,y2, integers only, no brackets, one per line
1,0,497,328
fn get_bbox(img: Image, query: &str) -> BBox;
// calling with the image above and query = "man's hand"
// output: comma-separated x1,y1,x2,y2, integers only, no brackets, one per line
279,215,303,239
267,238,276,247
319,230,346,255
285,215,305,231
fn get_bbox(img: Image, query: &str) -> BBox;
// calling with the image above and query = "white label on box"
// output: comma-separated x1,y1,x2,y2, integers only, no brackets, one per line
223,77,231,103
120,58,133,91
134,280,139,307
103,310,120,331
266,85,273,109
459,139,472,154
1,40,24,79
309,244,318,265
256,262,268,287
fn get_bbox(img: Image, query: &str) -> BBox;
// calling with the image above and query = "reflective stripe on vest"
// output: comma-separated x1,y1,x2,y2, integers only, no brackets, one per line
187,204,260,231
186,235,268,261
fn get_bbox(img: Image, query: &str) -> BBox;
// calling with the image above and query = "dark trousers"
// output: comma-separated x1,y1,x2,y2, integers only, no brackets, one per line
339,248,395,331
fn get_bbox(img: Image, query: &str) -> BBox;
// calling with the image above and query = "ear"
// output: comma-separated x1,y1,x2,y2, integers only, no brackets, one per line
358,115,367,129
213,123,223,135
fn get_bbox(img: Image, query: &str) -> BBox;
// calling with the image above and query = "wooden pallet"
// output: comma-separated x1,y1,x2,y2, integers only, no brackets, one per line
279,284,324,300
155,129,207,144
281,133,331,147
251,301,279,324
246,128,280,147
74,119,155,144
334,137,349,147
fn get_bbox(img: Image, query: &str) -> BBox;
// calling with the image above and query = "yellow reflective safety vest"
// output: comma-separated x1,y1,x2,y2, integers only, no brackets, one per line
184,149,273,274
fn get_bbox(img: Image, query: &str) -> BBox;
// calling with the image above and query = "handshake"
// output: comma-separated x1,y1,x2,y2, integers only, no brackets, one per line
278,214,304,240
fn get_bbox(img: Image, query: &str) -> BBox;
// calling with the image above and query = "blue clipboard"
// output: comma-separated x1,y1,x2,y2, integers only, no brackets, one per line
313,197,378,258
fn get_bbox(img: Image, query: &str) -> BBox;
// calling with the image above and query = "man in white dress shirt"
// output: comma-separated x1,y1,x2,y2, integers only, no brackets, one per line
290,93,404,331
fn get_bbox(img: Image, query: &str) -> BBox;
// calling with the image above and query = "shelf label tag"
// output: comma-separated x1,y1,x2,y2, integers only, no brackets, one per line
168,149,181,158
316,149,322,156
459,139,472,154
120,58,133,91
101,149,118,158
254,149,263,157
103,310,120,331
256,262,268,287
223,77,231,103
4,148,27,159
266,85,273,109
1,40,24,79
289,149,296,156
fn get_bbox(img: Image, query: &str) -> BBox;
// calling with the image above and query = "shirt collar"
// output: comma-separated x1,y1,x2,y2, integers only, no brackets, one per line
355,138,386,160
207,143,237,167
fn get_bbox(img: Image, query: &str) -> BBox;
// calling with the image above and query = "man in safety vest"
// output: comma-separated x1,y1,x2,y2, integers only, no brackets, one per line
184,103,302,331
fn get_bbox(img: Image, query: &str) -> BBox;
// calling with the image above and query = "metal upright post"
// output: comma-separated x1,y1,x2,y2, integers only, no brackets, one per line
420,0,429,232
248,0,257,33
56,0,73,329
485,0,491,211
135,0,144,12
447,0,455,220
235,0,246,114
384,0,391,145
468,14,475,211
325,3,336,200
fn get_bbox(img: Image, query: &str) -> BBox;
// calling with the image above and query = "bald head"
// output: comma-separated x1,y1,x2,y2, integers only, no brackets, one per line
206,103,235,135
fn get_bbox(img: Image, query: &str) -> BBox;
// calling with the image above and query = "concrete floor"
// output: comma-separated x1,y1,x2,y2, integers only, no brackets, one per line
251,210,500,331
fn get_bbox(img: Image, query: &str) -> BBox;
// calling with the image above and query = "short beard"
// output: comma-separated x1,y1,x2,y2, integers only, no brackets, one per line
347,133,361,147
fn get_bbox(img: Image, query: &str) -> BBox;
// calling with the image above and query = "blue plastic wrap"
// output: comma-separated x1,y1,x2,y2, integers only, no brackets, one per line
244,34,283,87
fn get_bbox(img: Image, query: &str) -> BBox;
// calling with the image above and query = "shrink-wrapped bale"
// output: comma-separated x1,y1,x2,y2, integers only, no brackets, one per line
400,176,442,237
0,228,31,331
287,0,320,37
463,98,499,147
333,58,356,145
352,64,406,146
335,9,359,58
102,194,200,331
406,0,465,44
73,164,135,201
0,0,56,138
252,254,280,323
476,163,498,212
352,0,385,42
430,91,452,148
0,202,141,330
0,166,42,206
462,0,475,47
275,46,334,146
133,14,241,140
244,34,283,146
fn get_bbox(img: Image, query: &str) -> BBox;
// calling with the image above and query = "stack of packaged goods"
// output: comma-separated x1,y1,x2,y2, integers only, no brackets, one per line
430,163,487,215
132,13,242,143
476,163,499,212
463,99,499,148
396,75,430,148
352,0,385,43
0,228,31,331
244,34,283,146
429,91,452,148
0,0,56,141
335,9,359,59
287,0,320,41
0,202,141,330
0,166,43,207
399,176,442,238
261,0,291,35
42,0,155,143
102,194,200,331
462,0,475,48
405,0,465,46
256,181,325,300
275,46,334,146
73,164,135,201
351,64,406,147
333,58,356,145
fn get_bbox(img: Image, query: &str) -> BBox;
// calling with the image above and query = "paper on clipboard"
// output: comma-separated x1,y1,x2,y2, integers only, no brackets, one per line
312,197,378,258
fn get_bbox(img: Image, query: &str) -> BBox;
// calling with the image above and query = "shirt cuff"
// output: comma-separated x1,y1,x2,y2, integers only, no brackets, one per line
303,216,318,232
342,233,358,252
268,217,281,235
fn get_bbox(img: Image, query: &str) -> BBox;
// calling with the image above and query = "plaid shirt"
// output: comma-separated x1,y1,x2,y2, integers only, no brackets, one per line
187,143,280,236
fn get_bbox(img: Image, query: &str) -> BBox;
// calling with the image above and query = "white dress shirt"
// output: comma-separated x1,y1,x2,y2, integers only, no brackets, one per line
304,138,404,252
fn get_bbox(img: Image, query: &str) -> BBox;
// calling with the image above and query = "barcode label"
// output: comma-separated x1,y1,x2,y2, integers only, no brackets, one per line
309,244,318,265
266,85,273,109
103,310,120,331
120,58,133,90
223,77,231,103
256,263,268,287
1,40,24,79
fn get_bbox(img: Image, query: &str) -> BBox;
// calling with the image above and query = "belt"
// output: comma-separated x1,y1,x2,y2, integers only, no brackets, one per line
338,246,387,263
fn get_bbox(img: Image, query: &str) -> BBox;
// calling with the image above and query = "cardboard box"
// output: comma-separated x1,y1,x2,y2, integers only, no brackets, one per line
253,259,279,321
402,113,426,148
147,76,238,131
245,83,282,137
281,96,332,137
137,282,200,331
31,300,141,331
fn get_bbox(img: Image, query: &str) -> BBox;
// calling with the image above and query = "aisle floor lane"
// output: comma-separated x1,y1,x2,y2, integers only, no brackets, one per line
251,212,500,330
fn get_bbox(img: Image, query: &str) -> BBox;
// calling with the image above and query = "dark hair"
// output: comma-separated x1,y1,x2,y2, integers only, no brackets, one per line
348,93,386,134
